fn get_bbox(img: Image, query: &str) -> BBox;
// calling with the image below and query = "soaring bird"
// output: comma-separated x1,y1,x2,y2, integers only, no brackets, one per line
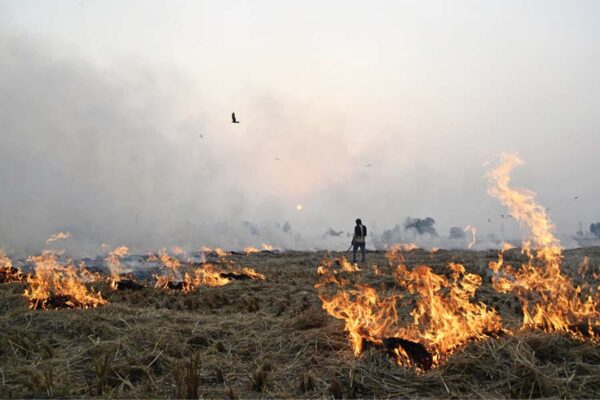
574,195,579,200
231,112,240,124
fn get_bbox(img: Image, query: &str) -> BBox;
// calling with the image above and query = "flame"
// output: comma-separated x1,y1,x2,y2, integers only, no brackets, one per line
172,246,185,255
154,247,266,291
392,243,418,252
243,246,260,255
198,246,228,258
0,251,24,283
157,264,231,292
46,231,71,243
261,243,274,251
214,248,228,257
486,153,598,337
464,225,477,249
241,267,266,280
106,246,128,289
153,249,184,289
23,251,106,309
315,255,502,367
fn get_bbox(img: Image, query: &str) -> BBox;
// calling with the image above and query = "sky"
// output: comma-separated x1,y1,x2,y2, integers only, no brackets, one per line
0,0,599,254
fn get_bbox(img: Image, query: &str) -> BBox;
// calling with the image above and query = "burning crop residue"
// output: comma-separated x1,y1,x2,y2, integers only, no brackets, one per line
0,251,25,283
315,253,502,370
316,153,599,371
23,251,107,309
154,249,266,292
486,153,599,337
105,246,145,290
106,246,128,289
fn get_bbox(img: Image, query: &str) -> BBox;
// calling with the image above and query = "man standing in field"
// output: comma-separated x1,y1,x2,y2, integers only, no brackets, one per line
352,218,367,263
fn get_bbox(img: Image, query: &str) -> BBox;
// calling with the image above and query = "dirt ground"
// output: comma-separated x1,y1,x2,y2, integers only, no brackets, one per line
1,248,599,399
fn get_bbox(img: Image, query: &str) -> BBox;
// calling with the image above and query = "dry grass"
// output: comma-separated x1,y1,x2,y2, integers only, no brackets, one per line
0,248,598,398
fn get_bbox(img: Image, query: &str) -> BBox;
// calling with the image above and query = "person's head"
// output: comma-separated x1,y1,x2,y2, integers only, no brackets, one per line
355,218,362,225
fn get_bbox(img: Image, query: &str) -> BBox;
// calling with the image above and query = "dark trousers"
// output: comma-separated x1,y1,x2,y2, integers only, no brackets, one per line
352,242,366,263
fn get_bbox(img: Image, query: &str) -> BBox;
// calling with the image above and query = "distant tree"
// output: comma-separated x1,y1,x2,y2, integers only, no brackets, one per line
403,217,438,237
591,223,600,238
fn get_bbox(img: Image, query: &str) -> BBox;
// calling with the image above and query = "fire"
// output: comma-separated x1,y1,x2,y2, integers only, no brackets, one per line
393,243,418,252
214,248,228,257
486,153,599,336
46,231,71,243
261,243,274,251
315,255,502,369
154,248,266,291
1,251,24,283
184,264,232,289
23,251,107,309
316,153,598,370
241,267,266,280
106,246,128,289
172,246,185,255
464,225,477,249
154,249,184,289
243,246,260,255
198,246,228,258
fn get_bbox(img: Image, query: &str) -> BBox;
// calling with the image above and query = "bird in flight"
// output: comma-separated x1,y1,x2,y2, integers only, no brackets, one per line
365,164,372,167
574,195,579,200
231,112,240,124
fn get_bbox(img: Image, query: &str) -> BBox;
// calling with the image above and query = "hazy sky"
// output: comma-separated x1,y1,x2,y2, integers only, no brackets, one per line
1,1,599,253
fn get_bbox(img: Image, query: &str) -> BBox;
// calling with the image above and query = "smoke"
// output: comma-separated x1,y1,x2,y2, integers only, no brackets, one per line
1,25,358,256
2,20,599,256
0,31,236,255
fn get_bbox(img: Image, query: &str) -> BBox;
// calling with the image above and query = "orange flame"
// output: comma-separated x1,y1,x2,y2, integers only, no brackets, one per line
243,246,260,255
315,255,501,367
46,231,71,244
106,246,128,289
23,251,107,309
486,153,598,337
261,243,274,251
241,267,266,280
1,251,24,283
154,248,265,291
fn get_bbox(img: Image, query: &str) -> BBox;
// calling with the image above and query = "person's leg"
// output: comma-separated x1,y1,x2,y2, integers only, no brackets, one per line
352,244,358,263
360,243,366,262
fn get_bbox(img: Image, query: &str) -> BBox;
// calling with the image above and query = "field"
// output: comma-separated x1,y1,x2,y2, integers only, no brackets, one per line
1,248,599,399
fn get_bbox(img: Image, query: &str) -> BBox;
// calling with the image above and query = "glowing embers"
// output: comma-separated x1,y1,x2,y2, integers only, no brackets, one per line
486,153,599,337
0,251,25,283
315,256,501,370
153,249,265,292
23,251,107,310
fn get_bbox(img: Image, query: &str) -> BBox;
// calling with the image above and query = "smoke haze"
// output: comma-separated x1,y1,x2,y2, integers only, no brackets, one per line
1,1,600,255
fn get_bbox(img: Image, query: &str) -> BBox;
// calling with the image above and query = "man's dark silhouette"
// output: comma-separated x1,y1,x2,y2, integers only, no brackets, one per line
352,218,367,263
231,112,240,123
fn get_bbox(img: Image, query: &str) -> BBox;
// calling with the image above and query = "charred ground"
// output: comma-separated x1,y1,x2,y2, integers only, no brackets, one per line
1,248,599,398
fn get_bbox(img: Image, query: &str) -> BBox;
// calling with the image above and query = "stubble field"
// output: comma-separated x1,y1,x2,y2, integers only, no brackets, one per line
1,248,599,399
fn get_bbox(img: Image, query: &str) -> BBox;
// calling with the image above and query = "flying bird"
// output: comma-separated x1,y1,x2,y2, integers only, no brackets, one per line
574,195,579,200
231,112,240,124
365,164,372,167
